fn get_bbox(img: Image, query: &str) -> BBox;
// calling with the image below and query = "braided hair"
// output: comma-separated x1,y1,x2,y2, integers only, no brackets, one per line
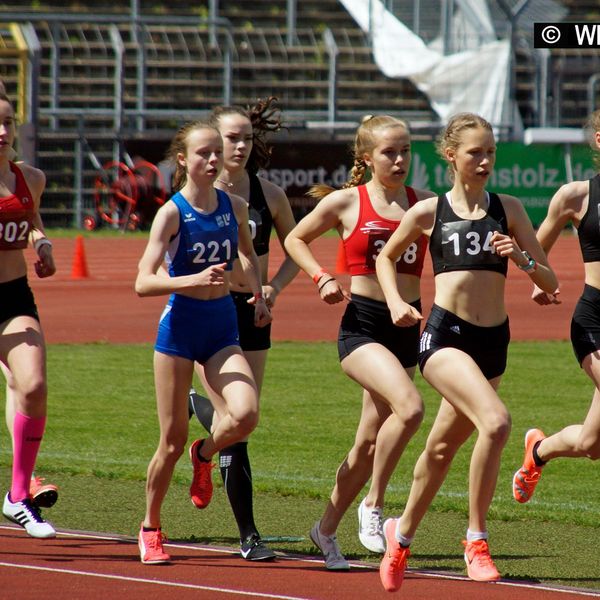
308,114,410,201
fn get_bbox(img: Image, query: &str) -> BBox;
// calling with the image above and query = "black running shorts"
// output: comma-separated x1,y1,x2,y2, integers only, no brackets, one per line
231,291,271,352
418,304,510,380
571,284,600,366
337,293,421,368
0,276,39,327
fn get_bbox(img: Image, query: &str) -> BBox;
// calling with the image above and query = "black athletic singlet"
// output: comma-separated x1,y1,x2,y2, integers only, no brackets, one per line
429,192,509,276
577,174,600,263
248,173,273,256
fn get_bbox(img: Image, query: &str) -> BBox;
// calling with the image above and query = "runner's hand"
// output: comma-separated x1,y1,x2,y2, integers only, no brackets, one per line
253,297,272,327
34,244,56,278
532,283,561,305
318,278,350,304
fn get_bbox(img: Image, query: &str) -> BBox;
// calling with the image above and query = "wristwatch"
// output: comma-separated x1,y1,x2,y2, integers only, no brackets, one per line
518,251,537,273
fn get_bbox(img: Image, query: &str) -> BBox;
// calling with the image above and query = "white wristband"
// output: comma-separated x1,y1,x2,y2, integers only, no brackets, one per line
34,238,53,253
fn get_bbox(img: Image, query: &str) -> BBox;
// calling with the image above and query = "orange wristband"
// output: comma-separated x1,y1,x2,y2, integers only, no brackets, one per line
312,268,327,284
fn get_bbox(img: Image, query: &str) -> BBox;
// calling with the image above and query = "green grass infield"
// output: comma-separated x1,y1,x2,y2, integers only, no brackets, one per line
1,340,599,589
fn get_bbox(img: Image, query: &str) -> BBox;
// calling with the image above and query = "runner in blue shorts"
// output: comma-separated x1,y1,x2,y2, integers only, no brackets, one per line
135,119,271,565
186,99,298,561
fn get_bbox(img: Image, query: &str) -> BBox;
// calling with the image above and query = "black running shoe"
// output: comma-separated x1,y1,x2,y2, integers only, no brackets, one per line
240,533,276,561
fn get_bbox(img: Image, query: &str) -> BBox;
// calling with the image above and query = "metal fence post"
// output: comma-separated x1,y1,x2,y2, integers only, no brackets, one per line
74,123,83,228
323,28,338,126
588,73,600,115
287,0,296,46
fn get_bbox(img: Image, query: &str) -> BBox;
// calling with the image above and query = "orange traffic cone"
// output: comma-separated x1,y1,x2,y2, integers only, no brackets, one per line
335,240,348,274
71,234,90,279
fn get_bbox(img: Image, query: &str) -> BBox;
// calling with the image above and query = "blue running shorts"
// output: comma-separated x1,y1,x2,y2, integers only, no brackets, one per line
155,293,240,363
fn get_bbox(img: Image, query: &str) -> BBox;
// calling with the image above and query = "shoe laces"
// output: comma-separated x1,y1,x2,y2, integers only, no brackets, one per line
321,532,345,561
145,529,167,550
387,542,409,568
465,540,494,567
19,498,45,523
365,506,383,536
196,460,215,485
244,534,262,549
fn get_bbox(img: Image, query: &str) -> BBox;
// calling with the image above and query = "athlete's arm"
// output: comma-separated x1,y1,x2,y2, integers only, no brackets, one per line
284,189,351,304
231,193,272,327
20,164,55,279
262,180,299,306
500,194,559,295
376,197,434,326
135,203,226,296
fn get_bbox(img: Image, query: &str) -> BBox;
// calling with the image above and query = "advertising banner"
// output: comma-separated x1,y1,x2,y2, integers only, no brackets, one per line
127,137,597,227
263,140,597,227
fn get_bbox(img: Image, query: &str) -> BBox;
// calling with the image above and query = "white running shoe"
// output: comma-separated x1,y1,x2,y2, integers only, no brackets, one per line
357,497,385,553
309,521,350,570
3,493,56,538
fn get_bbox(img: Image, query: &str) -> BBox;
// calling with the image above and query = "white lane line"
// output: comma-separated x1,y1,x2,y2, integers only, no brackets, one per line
2,526,599,597
0,562,316,600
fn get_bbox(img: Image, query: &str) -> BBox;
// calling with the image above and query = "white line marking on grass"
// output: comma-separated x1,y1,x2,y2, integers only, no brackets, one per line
0,562,315,600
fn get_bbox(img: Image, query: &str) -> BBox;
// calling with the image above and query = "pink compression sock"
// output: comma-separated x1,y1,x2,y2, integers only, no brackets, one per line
10,411,46,502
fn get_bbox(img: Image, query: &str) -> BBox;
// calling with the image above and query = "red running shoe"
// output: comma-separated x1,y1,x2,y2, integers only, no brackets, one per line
189,439,215,509
138,523,170,564
379,518,410,592
512,428,546,503
30,476,59,509
463,539,500,582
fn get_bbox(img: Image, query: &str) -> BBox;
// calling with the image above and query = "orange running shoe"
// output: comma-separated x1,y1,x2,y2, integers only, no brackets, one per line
462,539,500,582
138,523,170,564
29,476,59,509
512,428,546,503
379,518,410,592
189,439,215,509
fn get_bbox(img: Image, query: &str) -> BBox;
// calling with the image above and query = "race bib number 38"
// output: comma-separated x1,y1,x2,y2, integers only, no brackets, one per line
366,230,392,270
366,230,419,271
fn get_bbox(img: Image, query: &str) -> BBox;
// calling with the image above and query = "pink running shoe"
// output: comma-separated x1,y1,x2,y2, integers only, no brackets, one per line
379,518,410,592
189,439,215,509
463,539,500,582
29,476,59,509
513,428,546,503
138,523,170,564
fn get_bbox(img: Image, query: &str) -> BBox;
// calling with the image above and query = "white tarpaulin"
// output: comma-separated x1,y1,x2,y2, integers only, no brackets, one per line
340,0,521,130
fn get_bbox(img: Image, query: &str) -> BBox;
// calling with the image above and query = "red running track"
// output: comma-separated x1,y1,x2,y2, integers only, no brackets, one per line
1,526,598,600
25,234,582,344
8,234,596,599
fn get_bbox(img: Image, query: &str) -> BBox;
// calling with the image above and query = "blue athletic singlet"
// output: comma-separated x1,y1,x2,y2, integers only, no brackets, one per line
165,189,238,276
155,189,241,362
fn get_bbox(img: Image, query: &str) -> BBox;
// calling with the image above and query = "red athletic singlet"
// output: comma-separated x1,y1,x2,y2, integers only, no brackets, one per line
342,185,427,277
0,162,35,250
